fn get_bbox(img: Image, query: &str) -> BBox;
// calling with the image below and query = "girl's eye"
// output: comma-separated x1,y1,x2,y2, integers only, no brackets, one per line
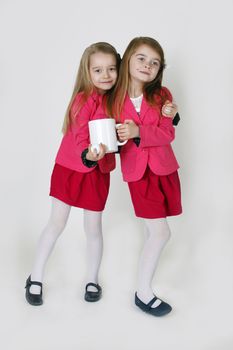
94,69,101,73
109,67,116,71
152,61,159,66
138,57,144,61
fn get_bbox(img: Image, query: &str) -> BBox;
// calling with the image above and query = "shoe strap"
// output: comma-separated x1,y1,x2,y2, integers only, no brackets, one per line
147,296,158,308
30,281,42,287
85,282,101,292
25,277,42,288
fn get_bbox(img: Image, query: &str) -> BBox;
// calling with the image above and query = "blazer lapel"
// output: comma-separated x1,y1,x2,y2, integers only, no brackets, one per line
123,94,159,123
123,94,139,121
139,96,150,121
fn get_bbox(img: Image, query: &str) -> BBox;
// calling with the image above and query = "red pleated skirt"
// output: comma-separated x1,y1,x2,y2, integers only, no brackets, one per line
128,167,182,219
49,163,110,211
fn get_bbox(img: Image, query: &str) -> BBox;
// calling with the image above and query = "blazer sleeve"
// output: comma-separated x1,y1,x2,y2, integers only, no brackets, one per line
70,95,97,165
139,117,175,147
138,87,176,147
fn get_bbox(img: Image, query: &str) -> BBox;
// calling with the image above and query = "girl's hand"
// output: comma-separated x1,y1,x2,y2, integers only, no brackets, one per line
162,100,178,118
116,120,139,141
86,143,107,161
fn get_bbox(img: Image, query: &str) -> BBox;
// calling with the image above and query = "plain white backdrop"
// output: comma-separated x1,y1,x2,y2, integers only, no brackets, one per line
1,0,233,349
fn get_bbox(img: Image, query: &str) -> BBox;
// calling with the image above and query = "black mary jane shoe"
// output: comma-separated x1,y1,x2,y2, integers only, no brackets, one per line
135,293,172,317
25,276,43,306
84,282,102,302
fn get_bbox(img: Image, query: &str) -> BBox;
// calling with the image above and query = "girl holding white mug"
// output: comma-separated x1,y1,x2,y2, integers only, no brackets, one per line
25,42,121,306
106,37,182,317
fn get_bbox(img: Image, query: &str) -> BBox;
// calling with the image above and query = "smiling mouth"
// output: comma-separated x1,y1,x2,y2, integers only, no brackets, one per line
139,71,150,75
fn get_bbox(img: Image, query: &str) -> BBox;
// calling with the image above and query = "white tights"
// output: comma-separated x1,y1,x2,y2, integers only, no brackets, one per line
137,218,171,306
30,198,103,294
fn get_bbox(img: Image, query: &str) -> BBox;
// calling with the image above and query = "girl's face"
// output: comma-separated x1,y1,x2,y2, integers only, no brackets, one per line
129,44,161,85
89,52,118,94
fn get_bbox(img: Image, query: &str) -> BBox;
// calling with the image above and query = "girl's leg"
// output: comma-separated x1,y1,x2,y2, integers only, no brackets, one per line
30,197,71,294
83,209,103,292
137,218,171,307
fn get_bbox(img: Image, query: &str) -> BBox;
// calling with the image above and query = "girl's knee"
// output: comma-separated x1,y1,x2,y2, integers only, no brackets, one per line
145,218,171,242
48,218,67,234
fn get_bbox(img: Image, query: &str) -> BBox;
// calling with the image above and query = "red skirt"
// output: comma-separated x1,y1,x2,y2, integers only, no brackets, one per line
128,167,182,219
49,164,110,211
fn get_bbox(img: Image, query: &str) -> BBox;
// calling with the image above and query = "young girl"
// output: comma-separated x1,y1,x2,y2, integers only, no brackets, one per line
25,42,120,306
107,37,182,317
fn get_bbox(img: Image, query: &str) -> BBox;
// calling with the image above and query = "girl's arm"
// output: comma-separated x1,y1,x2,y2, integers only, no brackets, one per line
117,117,175,147
117,88,179,147
138,117,175,147
81,144,107,167
162,87,180,126
71,96,106,166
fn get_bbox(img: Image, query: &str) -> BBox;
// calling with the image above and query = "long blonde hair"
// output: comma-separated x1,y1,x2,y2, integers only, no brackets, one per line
107,37,168,119
62,42,120,134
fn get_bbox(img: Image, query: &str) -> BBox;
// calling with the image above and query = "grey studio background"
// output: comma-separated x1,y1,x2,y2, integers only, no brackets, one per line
1,0,233,349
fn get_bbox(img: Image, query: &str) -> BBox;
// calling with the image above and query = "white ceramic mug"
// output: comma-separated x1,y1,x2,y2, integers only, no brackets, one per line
88,118,127,153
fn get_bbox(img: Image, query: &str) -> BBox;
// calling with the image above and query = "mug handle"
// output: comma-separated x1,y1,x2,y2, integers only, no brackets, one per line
116,123,127,146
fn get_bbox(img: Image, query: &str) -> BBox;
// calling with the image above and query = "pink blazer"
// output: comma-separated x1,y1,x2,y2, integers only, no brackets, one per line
119,88,179,182
55,91,115,173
